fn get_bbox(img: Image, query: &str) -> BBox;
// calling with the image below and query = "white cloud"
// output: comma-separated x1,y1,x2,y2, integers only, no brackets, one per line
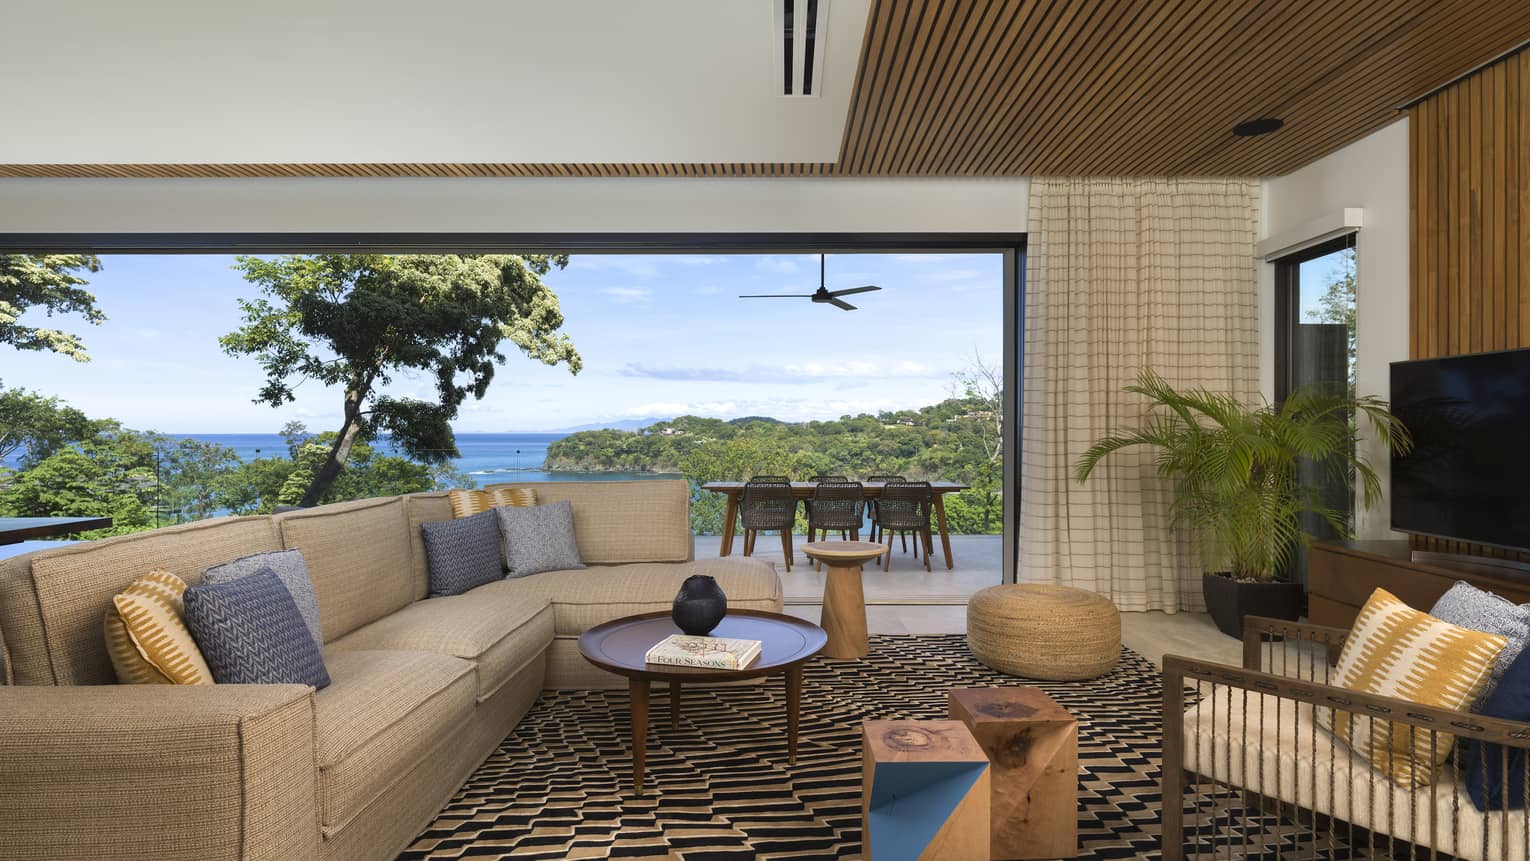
930,268,984,282
600,287,654,304
568,255,725,278
786,360,879,378
694,284,723,295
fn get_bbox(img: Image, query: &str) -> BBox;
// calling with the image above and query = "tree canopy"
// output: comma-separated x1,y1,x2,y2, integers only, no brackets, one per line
0,382,103,468
0,254,105,361
220,254,582,506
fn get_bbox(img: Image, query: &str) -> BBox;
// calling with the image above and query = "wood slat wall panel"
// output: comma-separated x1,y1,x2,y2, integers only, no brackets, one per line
1408,47,1530,563
1,1,1528,178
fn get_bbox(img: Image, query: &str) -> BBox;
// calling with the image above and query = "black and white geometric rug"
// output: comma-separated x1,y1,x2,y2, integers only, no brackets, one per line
397,634,1307,860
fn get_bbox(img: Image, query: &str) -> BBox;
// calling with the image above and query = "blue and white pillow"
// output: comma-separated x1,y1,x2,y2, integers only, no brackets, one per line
184,568,331,689
421,509,505,597
205,548,323,648
1431,580,1530,696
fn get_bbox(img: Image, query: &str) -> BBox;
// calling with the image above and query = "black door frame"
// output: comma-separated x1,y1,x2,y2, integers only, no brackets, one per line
0,231,1026,584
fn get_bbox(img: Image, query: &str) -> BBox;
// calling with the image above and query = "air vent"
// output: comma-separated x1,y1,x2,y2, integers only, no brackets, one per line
775,0,827,97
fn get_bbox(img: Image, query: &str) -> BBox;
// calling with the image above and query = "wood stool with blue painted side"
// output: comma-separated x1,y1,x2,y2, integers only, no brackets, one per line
861,719,991,860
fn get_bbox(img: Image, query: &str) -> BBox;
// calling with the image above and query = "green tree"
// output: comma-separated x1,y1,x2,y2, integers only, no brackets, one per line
221,254,582,507
0,382,102,467
0,255,105,360
1304,246,1357,390
0,431,156,537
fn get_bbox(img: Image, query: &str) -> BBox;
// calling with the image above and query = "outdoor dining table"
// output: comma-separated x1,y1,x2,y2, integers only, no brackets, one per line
0,516,114,545
700,481,969,569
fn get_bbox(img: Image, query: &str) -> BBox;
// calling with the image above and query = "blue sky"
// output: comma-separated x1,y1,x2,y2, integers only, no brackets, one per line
5,253,1003,433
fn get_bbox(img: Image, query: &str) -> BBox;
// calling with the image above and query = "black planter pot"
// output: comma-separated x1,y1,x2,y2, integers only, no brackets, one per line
1201,572,1303,639
672,575,728,636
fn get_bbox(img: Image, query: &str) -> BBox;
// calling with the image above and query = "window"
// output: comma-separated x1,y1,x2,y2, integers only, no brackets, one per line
1273,233,1357,555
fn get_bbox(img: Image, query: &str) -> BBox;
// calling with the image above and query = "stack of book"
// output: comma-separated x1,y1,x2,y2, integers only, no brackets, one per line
645,634,763,670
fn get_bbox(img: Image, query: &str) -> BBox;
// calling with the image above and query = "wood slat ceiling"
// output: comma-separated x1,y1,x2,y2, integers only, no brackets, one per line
3,0,1528,179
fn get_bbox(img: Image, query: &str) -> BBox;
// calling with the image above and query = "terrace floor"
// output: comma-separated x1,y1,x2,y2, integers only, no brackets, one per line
692,532,1004,605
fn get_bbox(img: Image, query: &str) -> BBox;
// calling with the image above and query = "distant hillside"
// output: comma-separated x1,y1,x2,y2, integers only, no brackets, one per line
549,416,671,433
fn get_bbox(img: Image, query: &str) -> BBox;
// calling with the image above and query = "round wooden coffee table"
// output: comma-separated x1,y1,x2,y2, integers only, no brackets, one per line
801,540,889,660
578,609,827,794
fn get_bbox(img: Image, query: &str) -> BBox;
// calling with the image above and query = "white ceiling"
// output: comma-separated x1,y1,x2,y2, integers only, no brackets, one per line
0,0,870,165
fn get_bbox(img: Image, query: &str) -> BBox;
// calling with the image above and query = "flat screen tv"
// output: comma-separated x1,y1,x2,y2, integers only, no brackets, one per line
1390,347,1530,551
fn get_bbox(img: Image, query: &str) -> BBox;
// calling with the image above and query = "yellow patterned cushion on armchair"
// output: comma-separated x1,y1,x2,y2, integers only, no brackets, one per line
448,487,537,518
103,569,213,685
1322,587,1506,787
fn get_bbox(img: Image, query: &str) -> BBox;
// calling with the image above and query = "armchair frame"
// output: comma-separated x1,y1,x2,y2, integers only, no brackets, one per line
1162,616,1530,861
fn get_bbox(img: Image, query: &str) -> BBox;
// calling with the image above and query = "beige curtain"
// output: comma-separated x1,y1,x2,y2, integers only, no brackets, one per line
1019,177,1260,612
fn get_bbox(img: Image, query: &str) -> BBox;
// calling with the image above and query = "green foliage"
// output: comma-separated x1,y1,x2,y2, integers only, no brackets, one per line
545,394,1007,535
221,253,582,504
0,381,103,467
0,429,238,537
1075,369,1411,582
1304,246,1357,389
0,254,105,360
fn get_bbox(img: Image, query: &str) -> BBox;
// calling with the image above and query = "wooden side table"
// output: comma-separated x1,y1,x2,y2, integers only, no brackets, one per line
802,540,888,659
862,720,990,861
949,687,1078,860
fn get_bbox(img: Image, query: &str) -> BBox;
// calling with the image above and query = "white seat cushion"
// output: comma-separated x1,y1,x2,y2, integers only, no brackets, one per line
1183,684,1527,861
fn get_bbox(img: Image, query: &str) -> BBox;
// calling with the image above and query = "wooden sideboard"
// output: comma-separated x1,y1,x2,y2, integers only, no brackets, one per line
1309,541,1530,629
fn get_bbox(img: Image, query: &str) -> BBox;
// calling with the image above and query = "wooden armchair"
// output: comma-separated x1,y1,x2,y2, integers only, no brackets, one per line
1162,616,1530,860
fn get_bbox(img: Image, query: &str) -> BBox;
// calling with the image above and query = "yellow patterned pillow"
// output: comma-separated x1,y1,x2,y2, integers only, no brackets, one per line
103,569,213,686
1321,588,1506,787
447,489,493,518
490,487,537,509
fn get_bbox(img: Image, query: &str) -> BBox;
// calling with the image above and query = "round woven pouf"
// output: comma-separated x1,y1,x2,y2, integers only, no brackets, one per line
967,584,1121,680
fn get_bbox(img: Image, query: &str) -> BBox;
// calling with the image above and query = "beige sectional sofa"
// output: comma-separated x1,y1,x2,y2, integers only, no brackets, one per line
0,480,782,861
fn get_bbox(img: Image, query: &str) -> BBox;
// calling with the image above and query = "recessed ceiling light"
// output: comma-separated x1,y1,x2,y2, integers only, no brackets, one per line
1233,118,1284,137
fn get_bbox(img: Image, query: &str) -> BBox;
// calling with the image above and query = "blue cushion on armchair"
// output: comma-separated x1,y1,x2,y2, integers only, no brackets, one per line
1463,644,1530,810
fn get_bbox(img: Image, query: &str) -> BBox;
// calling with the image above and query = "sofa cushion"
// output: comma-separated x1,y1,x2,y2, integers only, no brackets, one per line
479,557,782,636
405,493,455,602
1463,644,1530,810
421,510,505,597
314,649,475,832
277,496,415,643
204,548,323,649
185,569,331,689
11,516,280,685
1430,580,1530,696
327,590,553,701
484,480,691,564
498,501,585,578
105,569,212,685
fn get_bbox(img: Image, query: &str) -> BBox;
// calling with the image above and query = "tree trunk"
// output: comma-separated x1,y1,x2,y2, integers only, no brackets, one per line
299,390,364,507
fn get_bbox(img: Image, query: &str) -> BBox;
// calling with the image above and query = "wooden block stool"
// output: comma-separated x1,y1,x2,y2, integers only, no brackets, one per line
861,720,990,861
949,687,1078,860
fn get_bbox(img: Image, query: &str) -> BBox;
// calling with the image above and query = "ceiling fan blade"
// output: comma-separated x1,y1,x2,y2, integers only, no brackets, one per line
827,285,881,297
828,298,857,311
738,294,814,298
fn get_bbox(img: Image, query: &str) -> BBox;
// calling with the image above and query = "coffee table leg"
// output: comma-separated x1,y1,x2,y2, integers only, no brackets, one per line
669,680,681,729
785,665,803,765
630,678,650,794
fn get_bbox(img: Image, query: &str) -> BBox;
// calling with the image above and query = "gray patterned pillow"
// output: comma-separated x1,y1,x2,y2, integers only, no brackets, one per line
184,568,330,689
205,549,322,649
1431,581,1530,690
421,509,505,597
496,500,585,578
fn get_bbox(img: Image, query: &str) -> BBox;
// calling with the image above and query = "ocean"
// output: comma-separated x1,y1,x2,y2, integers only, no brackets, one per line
168,432,677,488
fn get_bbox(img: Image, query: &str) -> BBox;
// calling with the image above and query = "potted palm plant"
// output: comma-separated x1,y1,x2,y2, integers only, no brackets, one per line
1075,370,1410,638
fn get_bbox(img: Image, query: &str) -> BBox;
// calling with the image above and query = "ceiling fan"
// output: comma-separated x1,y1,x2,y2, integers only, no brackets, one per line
739,254,881,311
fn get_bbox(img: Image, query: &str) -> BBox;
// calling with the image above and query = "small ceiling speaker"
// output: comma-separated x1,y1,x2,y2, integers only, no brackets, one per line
1233,117,1285,137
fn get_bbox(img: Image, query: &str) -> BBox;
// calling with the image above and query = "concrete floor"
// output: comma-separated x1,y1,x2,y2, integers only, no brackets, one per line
780,603,1244,668
695,532,1003,604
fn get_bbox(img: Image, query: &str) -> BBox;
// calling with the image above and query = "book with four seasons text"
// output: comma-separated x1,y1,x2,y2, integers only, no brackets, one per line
644,634,763,670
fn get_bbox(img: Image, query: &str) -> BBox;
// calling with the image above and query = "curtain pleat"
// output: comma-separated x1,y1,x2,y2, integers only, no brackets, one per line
1020,177,1261,612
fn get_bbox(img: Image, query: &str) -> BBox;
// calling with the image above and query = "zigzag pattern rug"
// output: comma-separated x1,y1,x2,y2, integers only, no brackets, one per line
399,634,1333,860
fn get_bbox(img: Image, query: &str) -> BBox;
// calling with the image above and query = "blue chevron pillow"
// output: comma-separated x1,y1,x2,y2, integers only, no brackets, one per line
184,568,331,689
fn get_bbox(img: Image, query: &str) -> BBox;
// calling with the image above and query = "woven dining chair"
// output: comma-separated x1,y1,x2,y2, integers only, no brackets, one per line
863,473,906,543
807,481,865,571
802,475,849,523
739,479,798,571
875,481,933,572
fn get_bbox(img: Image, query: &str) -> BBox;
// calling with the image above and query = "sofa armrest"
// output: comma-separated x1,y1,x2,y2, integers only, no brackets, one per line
0,684,319,861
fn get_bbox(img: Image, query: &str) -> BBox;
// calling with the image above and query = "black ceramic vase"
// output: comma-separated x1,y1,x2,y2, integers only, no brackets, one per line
672,575,727,635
